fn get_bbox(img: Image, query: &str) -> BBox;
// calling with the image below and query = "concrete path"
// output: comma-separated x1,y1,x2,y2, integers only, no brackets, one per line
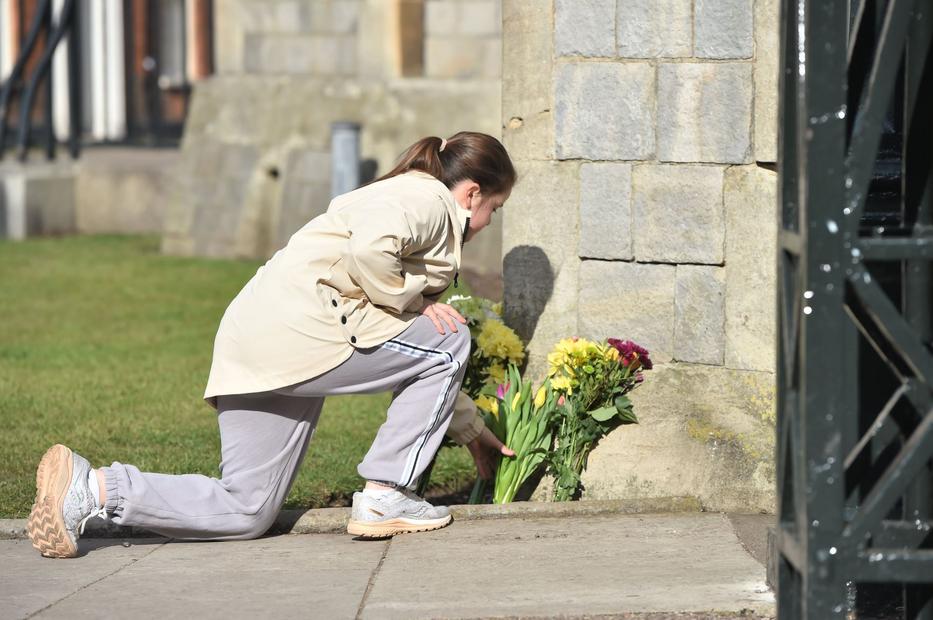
0,512,775,620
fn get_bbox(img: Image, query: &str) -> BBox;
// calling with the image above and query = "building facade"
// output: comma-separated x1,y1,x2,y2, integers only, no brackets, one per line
0,0,212,146
162,0,505,283
502,0,780,512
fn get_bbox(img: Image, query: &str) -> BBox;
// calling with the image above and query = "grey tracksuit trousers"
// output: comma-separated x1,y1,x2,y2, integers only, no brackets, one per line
100,316,470,540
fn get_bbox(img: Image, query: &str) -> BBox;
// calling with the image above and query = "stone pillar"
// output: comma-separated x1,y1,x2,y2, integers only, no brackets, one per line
501,0,780,512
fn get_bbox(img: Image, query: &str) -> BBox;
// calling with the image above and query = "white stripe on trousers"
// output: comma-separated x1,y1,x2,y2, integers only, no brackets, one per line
381,338,460,488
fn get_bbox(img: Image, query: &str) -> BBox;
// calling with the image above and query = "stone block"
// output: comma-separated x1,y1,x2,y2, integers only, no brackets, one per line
632,164,725,264
214,0,247,73
675,265,725,364
311,35,358,75
578,163,633,260
694,0,755,59
555,62,655,161
425,37,498,78
425,0,459,35
502,0,554,160
272,1,307,32
582,363,776,513
616,0,692,58
0,161,77,239
244,34,314,74
724,165,778,372
75,148,178,234
695,0,754,58
578,261,676,363
284,148,331,183
754,0,779,162
657,63,753,164
503,160,580,377
243,34,355,75
481,39,502,78
555,0,615,57
309,0,362,34
161,140,265,259
460,0,502,36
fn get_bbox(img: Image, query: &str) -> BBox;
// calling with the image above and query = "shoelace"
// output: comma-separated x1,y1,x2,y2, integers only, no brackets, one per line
77,506,108,535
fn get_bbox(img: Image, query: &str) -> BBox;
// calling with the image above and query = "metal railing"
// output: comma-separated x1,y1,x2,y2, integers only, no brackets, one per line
776,0,933,618
0,0,80,162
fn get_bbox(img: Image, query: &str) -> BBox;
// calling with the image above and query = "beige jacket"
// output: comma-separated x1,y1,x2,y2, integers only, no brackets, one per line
204,171,485,445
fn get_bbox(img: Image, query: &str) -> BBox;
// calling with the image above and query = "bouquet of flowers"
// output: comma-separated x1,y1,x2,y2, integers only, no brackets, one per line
473,365,557,504
545,337,652,501
415,295,525,497
445,295,525,401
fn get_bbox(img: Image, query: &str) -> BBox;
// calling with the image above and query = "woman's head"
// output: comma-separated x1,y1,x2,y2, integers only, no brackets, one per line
378,132,516,240
381,131,516,194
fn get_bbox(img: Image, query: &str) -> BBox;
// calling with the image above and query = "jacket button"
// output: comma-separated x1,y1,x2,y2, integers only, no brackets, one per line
350,336,357,344
341,316,347,324
332,300,338,307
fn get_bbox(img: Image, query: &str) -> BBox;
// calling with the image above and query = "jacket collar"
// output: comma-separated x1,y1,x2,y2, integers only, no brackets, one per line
406,171,471,267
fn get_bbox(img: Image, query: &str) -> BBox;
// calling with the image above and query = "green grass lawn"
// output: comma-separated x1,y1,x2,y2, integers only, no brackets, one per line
0,235,475,518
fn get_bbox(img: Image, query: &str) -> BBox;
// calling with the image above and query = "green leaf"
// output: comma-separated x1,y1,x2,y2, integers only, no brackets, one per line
618,408,639,425
613,395,632,413
588,406,618,422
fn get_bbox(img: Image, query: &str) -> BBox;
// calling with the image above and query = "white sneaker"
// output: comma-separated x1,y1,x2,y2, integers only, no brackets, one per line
347,488,452,538
27,444,107,558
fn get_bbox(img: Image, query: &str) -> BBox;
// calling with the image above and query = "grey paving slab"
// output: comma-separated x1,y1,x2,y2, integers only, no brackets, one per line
361,513,775,619
0,538,167,619
727,514,774,567
31,535,386,620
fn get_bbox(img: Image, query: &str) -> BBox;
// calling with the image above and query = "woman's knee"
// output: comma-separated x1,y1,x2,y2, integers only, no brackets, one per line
447,324,472,364
228,505,279,540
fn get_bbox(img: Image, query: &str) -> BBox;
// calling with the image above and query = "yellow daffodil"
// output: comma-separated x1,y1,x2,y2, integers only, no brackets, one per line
551,375,573,394
487,362,506,384
477,320,526,364
475,395,499,417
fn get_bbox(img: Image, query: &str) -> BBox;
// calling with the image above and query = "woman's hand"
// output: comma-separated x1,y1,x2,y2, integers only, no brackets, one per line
466,427,516,480
420,299,467,335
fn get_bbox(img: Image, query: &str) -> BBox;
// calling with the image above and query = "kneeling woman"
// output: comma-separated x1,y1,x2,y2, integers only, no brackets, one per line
28,132,517,558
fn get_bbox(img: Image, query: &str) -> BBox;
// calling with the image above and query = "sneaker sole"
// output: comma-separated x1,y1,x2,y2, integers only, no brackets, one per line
26,444,78,559
347,514,452,539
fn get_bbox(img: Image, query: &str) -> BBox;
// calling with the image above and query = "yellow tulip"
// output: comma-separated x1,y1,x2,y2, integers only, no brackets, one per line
534,386,547,409
511,392,522,412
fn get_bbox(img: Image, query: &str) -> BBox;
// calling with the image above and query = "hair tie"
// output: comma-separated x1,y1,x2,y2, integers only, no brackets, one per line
439,138,447,152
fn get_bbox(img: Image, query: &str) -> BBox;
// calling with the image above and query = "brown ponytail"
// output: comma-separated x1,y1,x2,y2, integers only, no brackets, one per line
376,131,516,195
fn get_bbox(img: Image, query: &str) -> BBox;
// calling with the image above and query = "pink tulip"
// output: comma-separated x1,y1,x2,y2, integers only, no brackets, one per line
496,383,510,400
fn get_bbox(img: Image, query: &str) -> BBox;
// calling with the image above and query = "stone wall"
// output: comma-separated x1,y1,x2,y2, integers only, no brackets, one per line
425,0,502,78
502,0,779,512
165,0,505,281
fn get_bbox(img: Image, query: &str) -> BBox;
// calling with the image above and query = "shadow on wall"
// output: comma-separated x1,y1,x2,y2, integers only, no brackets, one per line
503,245,554,343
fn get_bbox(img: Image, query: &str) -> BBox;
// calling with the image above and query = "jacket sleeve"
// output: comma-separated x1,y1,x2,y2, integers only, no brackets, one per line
446,391,486,445
342,202,431,315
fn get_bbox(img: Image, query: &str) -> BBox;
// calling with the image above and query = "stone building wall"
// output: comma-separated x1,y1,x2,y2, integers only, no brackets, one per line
164,0,504,280
424,0,502,78
502,0,780,512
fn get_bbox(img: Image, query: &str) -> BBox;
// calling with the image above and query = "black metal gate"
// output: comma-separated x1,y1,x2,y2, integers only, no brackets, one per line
776,0,933,618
